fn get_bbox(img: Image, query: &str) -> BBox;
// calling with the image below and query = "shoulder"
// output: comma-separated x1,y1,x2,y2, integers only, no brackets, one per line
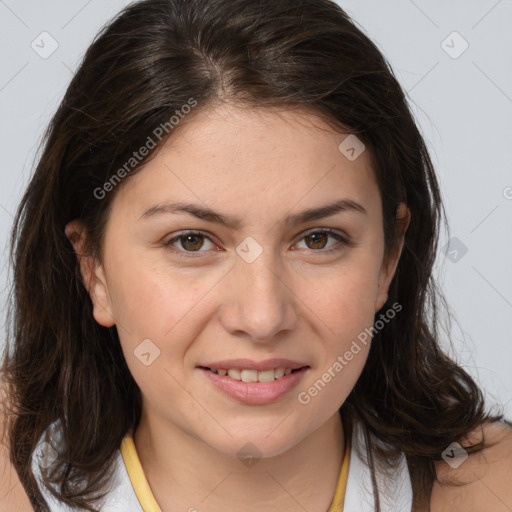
0,403,34,511
0,446,34,511
430,420,512,512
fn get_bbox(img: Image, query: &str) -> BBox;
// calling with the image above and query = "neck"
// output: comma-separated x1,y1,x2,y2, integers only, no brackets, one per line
134,408,345,512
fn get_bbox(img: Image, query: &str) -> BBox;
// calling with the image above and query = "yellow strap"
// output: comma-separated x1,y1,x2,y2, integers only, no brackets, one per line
120,434,163,512
121,431,350,512
327,434,351,511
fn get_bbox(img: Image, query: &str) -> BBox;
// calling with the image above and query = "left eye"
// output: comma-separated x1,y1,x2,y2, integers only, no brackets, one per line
163,229,350,257
295,229,349,252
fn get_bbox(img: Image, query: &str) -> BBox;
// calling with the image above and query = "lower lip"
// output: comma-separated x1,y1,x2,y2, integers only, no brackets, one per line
199,367,309,405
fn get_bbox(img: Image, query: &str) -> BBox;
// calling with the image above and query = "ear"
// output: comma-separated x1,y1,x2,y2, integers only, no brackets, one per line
374,202,411,312
65,220,116,328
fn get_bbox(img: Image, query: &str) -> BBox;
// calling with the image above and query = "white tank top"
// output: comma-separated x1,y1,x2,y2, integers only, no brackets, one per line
31,419,413,511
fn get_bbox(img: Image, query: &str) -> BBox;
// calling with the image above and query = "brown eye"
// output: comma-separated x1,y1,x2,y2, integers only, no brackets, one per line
178,233,204,251
304,232,329,250
295,229,349,254
164,231,216,256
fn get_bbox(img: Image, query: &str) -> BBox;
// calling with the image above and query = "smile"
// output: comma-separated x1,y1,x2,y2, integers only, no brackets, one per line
198,365,310,405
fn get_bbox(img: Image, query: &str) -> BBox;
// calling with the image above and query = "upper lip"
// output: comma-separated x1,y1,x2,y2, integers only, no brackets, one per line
198,358,309,371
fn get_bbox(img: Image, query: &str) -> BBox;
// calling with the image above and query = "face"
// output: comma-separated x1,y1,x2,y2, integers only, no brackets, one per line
66,103,408,458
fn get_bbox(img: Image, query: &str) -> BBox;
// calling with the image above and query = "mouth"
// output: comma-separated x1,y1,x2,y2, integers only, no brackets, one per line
198,366,308,383
197,361,310,405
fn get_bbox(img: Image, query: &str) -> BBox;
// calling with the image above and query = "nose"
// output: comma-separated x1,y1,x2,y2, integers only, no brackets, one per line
219,245,298,343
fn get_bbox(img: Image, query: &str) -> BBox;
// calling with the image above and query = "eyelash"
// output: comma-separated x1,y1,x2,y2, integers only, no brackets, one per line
163,228,352,259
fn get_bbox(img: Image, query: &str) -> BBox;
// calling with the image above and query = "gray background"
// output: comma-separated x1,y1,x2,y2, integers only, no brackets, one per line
1,0,511,420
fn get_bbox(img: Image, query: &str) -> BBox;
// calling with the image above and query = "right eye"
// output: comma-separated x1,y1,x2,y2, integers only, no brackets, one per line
163,230,219,258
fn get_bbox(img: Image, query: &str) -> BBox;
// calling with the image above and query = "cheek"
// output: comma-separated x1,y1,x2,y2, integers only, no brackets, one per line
105,252,233,391
310,254,382,330
106,249,213,338
297,269,376,411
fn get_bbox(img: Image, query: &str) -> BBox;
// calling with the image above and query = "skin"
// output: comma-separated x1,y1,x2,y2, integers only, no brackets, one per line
0,380,34,512
0,447,33,512
66,102,410,511
430,421,512,512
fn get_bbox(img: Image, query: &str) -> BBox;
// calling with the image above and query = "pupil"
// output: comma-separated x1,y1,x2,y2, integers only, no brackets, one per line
183,234,202,251
308,232,326,249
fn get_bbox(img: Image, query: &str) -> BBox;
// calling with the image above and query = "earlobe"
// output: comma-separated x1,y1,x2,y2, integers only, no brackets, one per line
374,203,411,312
64,221,116,328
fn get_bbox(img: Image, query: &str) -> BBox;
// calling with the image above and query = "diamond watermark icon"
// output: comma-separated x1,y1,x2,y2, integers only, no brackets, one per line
237,442,262,468
441,31,469,59
442,442,468,469
443,237,468,263
31,32,59,59
236,236,263,264
338,134,365,161
134,338,161,366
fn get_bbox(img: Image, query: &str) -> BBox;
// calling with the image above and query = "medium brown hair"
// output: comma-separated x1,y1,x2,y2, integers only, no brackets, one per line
2,0,506,510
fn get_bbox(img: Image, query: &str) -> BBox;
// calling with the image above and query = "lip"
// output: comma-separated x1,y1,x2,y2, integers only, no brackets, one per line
198,358,308,372
198,365,309,405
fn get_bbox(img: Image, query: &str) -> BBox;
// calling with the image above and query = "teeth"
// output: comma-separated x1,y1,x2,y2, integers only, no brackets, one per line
274,368,285,379
227,369,241,380
211,367,299,382
241,369,258,382
257,369,276,382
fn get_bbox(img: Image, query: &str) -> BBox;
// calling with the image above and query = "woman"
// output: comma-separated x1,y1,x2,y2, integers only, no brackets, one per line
1,0,511,511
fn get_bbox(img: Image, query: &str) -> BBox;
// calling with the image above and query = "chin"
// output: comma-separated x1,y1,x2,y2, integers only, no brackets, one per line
202,422,309,461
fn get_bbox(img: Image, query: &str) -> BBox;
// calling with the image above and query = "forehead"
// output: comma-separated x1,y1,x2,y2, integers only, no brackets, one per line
109,103,380,223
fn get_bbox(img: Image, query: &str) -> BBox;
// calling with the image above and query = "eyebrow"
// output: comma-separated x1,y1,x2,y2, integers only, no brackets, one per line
138,198,367,228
